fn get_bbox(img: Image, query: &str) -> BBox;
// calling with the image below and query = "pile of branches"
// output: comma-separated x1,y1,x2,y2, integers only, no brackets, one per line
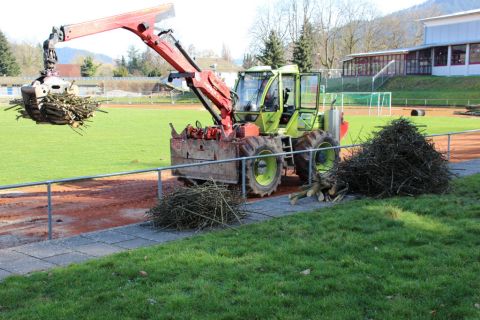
147,182,248,230
336,118,451,198
8,92,103,128
454,105,480,117
290,172,348,205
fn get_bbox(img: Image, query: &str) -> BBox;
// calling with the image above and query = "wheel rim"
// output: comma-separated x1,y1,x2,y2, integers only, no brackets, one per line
314,142,335,173
253,150,278,186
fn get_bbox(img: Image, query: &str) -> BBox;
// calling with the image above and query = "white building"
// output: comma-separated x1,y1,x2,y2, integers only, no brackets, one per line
342,8,480,77
167,57,242,90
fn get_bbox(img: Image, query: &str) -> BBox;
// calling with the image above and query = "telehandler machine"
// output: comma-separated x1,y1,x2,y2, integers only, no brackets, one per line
21,4,348,197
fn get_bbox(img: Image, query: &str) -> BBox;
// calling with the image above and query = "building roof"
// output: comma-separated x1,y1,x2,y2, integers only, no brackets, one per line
345,44,433,58
420,8,480,23
345,39,480,59
194,58,242,73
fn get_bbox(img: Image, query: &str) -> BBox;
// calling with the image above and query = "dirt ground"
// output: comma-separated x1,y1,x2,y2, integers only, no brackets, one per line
0,104,478,249
103,103,466,117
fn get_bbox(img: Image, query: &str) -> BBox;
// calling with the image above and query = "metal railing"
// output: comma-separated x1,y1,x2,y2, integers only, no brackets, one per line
393,98,480,107
372,60,396,91
0,129,479,240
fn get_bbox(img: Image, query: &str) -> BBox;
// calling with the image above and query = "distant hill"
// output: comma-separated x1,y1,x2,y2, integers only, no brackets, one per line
56,47,114,64
407,0,480,14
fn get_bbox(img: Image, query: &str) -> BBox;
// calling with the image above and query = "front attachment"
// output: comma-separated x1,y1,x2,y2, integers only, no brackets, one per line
20,76,79,123
170,137,240,184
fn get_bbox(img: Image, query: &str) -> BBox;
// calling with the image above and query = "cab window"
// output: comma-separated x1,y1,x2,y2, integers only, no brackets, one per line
264,78,279,112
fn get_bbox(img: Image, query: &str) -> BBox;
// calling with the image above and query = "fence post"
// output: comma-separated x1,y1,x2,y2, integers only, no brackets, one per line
241,158,247,198
308,150,314,185
447,134,451,161
47,182,52,240
424,99,427,106
157,170,163,200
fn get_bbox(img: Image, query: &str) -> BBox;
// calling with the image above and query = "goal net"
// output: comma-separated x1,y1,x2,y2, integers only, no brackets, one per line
322,92,392,116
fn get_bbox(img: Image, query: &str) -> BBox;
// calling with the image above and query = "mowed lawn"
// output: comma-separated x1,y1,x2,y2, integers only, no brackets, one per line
0,175,479,319
0,105,479,185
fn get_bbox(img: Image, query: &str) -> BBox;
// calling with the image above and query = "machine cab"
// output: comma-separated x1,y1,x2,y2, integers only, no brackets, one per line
233,65,322,138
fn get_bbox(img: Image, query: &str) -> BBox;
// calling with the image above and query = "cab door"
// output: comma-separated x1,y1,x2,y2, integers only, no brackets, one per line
298,73,321,131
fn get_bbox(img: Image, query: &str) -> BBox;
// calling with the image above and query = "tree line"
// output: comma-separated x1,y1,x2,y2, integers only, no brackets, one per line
247,0,441,71
1,1,442,77
0,29,172,77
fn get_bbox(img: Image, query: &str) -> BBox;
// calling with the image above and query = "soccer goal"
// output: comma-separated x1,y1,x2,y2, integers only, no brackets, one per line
322,92,392,116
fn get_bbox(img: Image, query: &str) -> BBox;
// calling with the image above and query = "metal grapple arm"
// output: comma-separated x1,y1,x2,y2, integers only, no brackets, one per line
43,4,234,133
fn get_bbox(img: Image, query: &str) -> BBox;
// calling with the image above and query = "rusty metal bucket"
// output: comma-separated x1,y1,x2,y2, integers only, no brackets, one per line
170,137,240,184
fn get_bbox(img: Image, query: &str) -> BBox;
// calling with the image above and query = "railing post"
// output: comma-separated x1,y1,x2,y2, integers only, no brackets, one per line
157,170,163,200
47,182,52,240
308,150,314,185
447,134,451,161
241,158,247,198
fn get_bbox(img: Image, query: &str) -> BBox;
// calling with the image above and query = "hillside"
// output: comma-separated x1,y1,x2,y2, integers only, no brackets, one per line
411,0,480,14
381,76,480,106
56,47,114,64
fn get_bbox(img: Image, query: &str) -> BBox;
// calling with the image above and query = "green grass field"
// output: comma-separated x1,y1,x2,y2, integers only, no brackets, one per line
0,174,479,319
0,105,479,185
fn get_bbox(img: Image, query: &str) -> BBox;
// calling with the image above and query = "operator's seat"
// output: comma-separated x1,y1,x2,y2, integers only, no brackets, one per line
280,88,294,125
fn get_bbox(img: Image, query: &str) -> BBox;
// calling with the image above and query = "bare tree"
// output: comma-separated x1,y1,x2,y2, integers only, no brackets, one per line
10,42,43,76
285,0,316,43
340,0,379,55
313,0,344,70
361,7,384,53
221,43,233,62
249,1,290,53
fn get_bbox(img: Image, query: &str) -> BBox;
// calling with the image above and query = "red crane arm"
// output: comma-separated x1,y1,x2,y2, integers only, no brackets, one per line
55,4,234,132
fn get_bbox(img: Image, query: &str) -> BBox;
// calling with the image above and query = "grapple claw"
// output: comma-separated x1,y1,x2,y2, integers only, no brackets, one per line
20,76,78,123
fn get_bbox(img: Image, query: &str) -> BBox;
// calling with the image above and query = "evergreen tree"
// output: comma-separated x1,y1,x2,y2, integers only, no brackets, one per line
242,53,257,69
113,56,129,77
292,22,314,72
126,46,142,75
0,30,20,76
80,56,101,77
257,31,285,69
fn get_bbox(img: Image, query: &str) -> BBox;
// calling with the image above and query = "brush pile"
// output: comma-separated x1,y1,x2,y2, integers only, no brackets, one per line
290,118,451,204
147,182,247,230
8,92,102,128
336,118,451,197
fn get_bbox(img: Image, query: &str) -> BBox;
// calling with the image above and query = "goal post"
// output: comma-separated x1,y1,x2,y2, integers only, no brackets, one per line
321,92,392,116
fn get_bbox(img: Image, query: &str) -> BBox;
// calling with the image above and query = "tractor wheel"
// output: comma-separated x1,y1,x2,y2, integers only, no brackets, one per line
294,130,339,182
240,136,284,197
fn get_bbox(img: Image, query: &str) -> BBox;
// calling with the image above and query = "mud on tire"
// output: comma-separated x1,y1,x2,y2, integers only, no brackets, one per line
240,136,284,197
294,130,339,182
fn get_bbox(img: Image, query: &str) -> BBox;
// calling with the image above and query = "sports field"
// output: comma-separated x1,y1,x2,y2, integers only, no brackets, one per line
0,105,479,185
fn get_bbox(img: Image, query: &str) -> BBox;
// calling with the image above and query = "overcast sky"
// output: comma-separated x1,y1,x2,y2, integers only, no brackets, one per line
0,0,426,60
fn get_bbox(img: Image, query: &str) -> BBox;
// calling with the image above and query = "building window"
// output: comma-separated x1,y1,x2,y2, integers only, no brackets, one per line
451,45,466,65
434,46,448,67
470,43,480,64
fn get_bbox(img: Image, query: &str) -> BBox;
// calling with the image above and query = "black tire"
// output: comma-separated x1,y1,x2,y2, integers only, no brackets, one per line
293,130,340,182
240,136,284,197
